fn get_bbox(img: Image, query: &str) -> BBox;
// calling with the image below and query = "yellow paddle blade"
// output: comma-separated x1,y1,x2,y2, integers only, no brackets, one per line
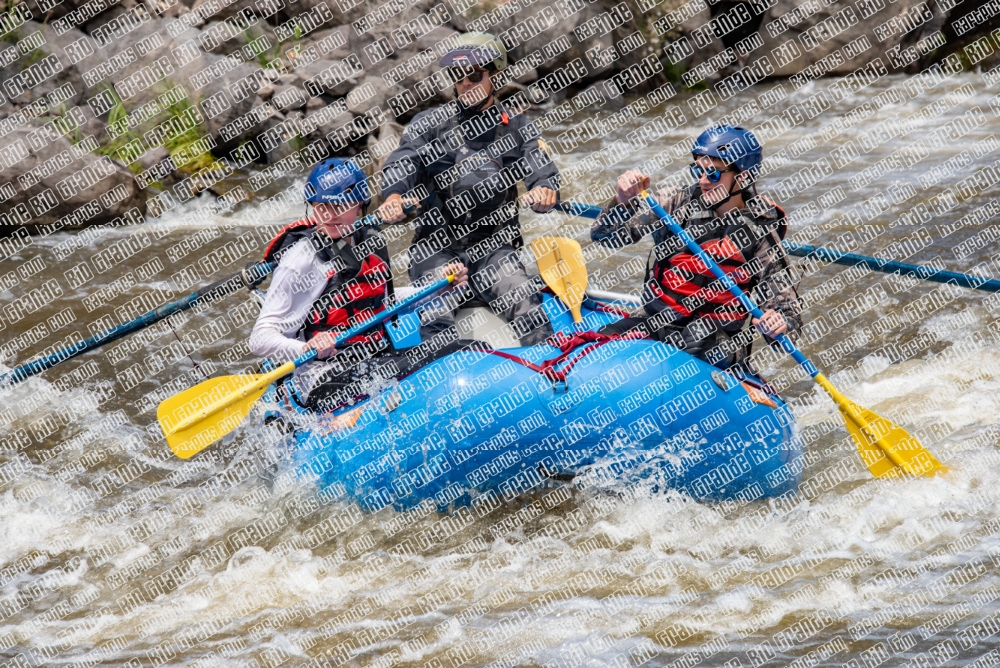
158,362,293,459
815,374,947,478
840,402,947,478
530,236,588,323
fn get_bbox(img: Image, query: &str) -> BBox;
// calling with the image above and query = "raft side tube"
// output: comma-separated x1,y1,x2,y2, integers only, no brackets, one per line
269,294,802,510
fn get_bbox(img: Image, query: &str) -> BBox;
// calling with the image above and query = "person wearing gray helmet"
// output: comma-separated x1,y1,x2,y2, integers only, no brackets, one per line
377,32,560,347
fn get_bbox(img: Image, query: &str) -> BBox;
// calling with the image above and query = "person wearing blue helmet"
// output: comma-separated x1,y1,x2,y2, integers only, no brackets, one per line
250,157,467,410
590,124,802,373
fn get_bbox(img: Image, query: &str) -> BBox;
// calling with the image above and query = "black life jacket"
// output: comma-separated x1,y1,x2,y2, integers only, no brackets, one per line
444,111,517,228
647,188,788,328
413,104,523,249
263,218,393,347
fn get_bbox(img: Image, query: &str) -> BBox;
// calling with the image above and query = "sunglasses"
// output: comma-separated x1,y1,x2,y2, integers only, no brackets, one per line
453,68,488,83
689,163,732,183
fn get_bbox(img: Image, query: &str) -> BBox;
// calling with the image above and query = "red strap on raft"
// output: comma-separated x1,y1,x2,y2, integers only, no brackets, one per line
487,330,648,383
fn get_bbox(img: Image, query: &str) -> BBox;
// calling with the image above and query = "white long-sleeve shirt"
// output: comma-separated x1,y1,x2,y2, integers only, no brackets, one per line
249,237,343,362
250,236,360,400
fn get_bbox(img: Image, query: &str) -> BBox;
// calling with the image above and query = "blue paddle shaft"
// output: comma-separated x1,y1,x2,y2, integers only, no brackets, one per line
557,200,1000,295
355,212,386,228
784,242,1000,293
0,261,275,388
642,194,818,377
554,201,604,219
290,275,454,369
355,202,419,228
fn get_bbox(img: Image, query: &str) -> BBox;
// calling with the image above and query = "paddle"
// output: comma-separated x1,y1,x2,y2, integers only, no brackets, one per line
530,236,588,323
783,242,1000,294
639,190,946,479
0,262,274,389
552,200,1000,295
158,274,456,459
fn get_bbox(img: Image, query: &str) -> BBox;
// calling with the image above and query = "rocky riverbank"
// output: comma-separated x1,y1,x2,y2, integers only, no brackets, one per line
0,0,997,231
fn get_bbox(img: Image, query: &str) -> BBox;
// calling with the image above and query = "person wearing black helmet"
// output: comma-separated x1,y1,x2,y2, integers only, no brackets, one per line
377,32,560,347
591,125,802,372
250,158,467,410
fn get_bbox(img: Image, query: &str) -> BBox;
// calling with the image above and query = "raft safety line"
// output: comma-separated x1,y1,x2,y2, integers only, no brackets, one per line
485,331,649,387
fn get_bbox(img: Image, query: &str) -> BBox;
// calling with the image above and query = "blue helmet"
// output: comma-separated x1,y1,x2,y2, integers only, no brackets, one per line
692,125,762,180
304,158,371,206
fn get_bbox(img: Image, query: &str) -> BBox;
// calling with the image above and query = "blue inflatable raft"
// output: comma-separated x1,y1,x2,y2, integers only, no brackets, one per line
263,291,804,511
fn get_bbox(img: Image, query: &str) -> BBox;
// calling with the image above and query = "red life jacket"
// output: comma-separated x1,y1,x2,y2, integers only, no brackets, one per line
648,190,787,326
263,218,393,347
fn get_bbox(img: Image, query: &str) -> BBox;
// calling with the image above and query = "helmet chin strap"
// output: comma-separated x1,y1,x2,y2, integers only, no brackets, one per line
702,171,751,211
700,179,740,211
455,84,494,113
704,186,735,211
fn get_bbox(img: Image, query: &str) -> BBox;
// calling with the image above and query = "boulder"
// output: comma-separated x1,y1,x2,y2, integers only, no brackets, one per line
447,0,659,100
136,146,173,172
25,0,126,23
293,18,458,119
413,23,458,52
257,83,277,100
0,124,145,230
190,0,261,21
301,96,354,144
197,18,277,56
0,21,92,110
270,84,309,111
368,120,404,171
358,23,459,109
292,58,360,97
81,3,134,37
92,19,266,151
583,79,625,107
346,76,390,115
516,67,539,84
257,110,302,163
752,0,921,75
663,3,729,86
748,0,979,77
73,103,110,142
7,19,268,154
304,26,353,60
275,0,355,32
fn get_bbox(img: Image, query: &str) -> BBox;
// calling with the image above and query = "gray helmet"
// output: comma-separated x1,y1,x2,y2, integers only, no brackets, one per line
438,32,508,71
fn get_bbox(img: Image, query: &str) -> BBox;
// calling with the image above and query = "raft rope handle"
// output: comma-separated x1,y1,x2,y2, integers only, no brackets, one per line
485,330,649,384
488,329,781,397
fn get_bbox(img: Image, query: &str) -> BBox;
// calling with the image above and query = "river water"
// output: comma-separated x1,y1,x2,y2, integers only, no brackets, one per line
2,71,1000,667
